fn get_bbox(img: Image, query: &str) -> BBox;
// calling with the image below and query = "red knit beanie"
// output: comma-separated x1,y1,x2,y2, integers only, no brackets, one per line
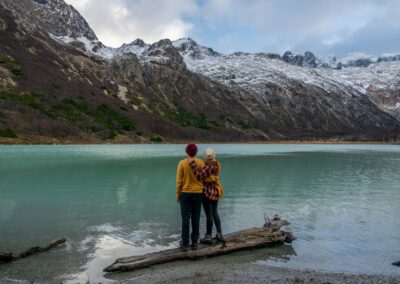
186,144,198,157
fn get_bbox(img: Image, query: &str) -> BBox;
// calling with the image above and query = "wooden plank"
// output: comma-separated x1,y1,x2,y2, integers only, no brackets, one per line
104,219,293,272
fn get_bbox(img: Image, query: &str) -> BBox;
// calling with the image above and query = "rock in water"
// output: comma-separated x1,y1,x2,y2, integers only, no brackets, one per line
393,260,400,267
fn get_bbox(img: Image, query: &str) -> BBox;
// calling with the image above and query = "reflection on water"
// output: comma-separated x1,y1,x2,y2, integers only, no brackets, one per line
103,243,297,282
0,144,399,282
70,227,180,284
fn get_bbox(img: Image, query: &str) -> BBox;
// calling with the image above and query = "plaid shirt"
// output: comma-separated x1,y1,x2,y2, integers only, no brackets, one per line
189,159,222,200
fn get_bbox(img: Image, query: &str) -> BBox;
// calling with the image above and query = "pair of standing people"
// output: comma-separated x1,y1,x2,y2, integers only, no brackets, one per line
176,144,224,251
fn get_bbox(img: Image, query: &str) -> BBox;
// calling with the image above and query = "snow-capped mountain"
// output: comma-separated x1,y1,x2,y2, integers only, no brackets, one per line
378,53,400,62
282,51,326,68
172,38,221,59
1,0,399,142
103,37,400,121
18,0,97,40
281,51,400,69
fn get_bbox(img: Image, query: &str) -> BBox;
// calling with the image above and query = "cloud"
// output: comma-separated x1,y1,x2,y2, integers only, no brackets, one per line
199,0,396,56
65,0,197,47
65,0,400,56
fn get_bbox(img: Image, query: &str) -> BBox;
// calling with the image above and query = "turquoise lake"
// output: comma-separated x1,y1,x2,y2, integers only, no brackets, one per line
0,144,399,283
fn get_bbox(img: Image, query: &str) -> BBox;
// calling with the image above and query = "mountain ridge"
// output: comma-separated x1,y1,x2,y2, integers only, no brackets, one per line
10,0,400,68
57,33,400,70
0,0,399,143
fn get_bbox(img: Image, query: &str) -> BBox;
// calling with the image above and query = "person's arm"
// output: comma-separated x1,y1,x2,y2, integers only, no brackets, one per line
203,163,219,182
189,160,214,180
189,160,211,180
189,160,202,180
176,161,183,203
201,165,214,179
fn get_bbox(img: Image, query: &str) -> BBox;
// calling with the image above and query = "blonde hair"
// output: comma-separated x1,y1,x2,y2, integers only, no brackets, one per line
204,148,216,160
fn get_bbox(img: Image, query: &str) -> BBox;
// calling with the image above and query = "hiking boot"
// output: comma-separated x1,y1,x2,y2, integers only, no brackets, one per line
191,242,198,250
200,234,212,244
216,233,224,242
180,241,189,252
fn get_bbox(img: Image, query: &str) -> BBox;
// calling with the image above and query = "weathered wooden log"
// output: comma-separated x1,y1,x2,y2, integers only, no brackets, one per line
282,231,296,243
0,238,66,263
104,219,292,272
0,250,13,263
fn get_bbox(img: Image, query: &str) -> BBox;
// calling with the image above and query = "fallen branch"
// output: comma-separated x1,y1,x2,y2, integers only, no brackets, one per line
0,238,66,263
104,218,293,272
0,251,13,263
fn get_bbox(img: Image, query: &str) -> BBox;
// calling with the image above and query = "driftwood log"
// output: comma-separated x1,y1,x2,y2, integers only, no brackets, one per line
104,217,293,272
0,238,66,263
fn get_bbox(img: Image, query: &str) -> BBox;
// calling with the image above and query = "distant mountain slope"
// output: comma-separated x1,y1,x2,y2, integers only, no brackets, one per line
0,0,265,143
104,38,400,137
174,39,400,121
0,0,399,143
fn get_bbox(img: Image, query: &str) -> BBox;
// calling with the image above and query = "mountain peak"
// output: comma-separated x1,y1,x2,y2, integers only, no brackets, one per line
27,0,97,40
339,52,375,67
150,39,173,48
22,0,400,71
173,37,198,47
130,38,147,47
32,0,50,4
32,0,65,5
282,51,319,68
172,38,220,60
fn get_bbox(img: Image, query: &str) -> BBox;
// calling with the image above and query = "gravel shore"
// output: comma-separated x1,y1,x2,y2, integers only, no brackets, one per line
104,248,400,284
130,266,400,284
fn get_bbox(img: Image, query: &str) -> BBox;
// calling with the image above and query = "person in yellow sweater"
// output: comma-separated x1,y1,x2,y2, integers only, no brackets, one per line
176,144,205,251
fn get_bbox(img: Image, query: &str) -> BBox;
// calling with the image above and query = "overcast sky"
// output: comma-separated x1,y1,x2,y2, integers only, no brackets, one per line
65,0,400,57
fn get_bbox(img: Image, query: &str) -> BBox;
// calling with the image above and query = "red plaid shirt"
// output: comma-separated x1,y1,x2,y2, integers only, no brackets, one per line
189,160,222,200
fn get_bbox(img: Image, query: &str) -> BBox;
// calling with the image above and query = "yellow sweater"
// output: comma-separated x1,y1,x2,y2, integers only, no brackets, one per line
176,157,205,198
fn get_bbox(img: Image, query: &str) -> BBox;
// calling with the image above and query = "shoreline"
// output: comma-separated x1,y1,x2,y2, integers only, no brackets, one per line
0,137,399,146
128,266,400,284
103,252,400,284
101,245,400,284
0,133,399,145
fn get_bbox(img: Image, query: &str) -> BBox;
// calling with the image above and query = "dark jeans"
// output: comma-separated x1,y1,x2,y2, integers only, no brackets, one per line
180,192,203,246
203,197,222,235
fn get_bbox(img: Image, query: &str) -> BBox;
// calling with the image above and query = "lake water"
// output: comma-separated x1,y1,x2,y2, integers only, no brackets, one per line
0,144,399,283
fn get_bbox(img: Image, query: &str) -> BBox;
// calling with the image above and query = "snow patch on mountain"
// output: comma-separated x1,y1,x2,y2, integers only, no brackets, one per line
389,103,400,110
175,41,400,119
31,0,97,40
118,39,148,57
51,35,116,59
281,50,400,69
173,38,221,60
51,32,400,120
339,52,377,67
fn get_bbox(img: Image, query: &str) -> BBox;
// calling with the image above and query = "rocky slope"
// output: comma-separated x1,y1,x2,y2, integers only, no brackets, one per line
0,0,399,143
174,39,400,122
0,0,263,143
110,38,400,138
